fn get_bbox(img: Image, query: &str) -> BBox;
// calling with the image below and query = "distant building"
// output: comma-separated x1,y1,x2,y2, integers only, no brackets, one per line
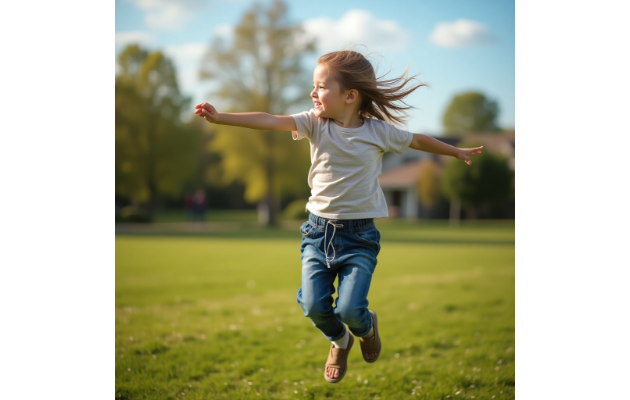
379,132,515,219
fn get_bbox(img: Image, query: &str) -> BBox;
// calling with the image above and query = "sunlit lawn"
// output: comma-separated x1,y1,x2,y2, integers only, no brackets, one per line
116,220,515,399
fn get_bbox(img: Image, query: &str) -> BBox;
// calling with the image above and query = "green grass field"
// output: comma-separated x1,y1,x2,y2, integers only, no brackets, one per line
116,220,515,399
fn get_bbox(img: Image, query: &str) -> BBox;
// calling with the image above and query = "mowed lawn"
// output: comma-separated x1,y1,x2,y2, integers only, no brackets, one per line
116,220,515,399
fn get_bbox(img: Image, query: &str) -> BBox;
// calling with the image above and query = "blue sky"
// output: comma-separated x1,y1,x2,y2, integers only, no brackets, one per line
115,0,515,135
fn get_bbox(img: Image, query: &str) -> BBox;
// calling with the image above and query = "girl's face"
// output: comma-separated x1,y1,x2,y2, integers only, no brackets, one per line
311,64,347,119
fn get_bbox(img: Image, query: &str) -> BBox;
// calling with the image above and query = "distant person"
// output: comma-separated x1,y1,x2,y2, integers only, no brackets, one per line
184,191,193,221
192,189,206,221
195,49,482,383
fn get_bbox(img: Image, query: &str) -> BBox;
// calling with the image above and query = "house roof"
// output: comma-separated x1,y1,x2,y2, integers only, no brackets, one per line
379,160,423,189
379,133,516,190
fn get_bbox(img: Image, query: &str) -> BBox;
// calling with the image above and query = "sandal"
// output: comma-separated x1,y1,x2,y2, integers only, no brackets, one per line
324,332,354,383
359,310,381,363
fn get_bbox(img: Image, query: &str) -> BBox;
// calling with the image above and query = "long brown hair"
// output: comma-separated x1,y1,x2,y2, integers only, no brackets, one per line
318,50,428,125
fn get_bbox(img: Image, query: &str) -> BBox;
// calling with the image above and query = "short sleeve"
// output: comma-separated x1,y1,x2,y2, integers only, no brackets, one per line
291,109,317,141
384,123,414,154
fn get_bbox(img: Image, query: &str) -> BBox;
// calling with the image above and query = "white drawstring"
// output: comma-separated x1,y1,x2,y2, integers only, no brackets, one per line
324,220,344,268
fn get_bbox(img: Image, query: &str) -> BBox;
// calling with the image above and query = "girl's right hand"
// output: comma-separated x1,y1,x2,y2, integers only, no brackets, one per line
195,102,219,123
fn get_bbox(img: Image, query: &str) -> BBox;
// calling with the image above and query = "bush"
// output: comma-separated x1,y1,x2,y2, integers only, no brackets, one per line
282,199,309,220
116,205,152,223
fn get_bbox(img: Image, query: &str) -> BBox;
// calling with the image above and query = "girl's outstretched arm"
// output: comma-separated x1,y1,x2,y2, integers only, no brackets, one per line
409,133,483,165
194,102,297,132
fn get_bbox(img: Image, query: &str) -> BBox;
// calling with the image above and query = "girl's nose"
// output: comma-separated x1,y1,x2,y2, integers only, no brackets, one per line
310,88,317,98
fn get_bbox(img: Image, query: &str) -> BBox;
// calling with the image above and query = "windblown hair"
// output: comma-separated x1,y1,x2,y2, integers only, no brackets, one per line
318,50,428,125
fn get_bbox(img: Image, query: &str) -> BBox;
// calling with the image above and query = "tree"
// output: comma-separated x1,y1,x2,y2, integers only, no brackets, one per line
198,0,315,226
116,44,201,219
441,144,514,220
416,158,443,209
442,91,500,135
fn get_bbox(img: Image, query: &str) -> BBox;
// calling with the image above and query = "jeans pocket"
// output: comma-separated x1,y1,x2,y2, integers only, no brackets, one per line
354,227,381,253
300,221,316,238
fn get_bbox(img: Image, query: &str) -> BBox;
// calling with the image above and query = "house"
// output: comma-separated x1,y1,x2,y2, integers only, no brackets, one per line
379,133,515,219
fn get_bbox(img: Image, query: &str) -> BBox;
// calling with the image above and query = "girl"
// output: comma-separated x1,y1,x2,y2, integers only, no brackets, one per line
194,50,482,383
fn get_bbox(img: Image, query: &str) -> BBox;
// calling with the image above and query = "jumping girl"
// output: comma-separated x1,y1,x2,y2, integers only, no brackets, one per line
194,50,482,383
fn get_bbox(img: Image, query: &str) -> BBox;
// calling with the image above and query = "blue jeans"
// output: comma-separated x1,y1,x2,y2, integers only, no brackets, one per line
296,213,381,341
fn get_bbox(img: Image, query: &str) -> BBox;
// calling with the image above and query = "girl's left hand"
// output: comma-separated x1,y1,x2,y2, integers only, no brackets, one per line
457,146,483,165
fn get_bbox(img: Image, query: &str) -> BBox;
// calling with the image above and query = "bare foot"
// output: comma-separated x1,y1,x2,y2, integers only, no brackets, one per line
364,352,378,360
325,366,340,379
359,310,381,363
360,331,378,360
324,335,354,382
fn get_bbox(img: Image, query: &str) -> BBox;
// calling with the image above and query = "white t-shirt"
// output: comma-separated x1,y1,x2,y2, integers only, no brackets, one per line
291,109,413,219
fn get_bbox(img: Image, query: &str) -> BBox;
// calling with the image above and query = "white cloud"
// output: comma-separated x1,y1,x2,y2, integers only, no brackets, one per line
430,19,496,48
302,9,410,53
163,43,207,61
126,0,209,30
213,24,234,41
115,31,155,46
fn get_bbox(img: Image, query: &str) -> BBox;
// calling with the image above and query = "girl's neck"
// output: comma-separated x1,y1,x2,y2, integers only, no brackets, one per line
331,112,363,129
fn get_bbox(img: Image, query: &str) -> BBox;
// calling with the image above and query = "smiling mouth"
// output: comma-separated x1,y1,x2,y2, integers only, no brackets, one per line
314,102,322,108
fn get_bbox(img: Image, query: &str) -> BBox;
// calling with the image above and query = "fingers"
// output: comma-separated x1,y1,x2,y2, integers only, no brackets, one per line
195,102,213,111
465,146,483,156
194,103,215,122
463,145,484,165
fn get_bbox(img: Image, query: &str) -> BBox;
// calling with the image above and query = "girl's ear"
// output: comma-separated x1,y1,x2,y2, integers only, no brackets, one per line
345,89,359,104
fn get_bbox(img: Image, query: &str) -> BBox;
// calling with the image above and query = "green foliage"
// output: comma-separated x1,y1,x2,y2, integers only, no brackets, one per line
116,220,514,399
441,144,514,210
442,92,500,135
116,205,152,223
416,158,443,208
282,199,309,220
116,44,203,211
199,0,315,224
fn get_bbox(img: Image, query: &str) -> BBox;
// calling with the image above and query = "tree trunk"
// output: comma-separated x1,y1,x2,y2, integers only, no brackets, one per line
146,119,157,222
264,130,279,227
147,178,158,221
